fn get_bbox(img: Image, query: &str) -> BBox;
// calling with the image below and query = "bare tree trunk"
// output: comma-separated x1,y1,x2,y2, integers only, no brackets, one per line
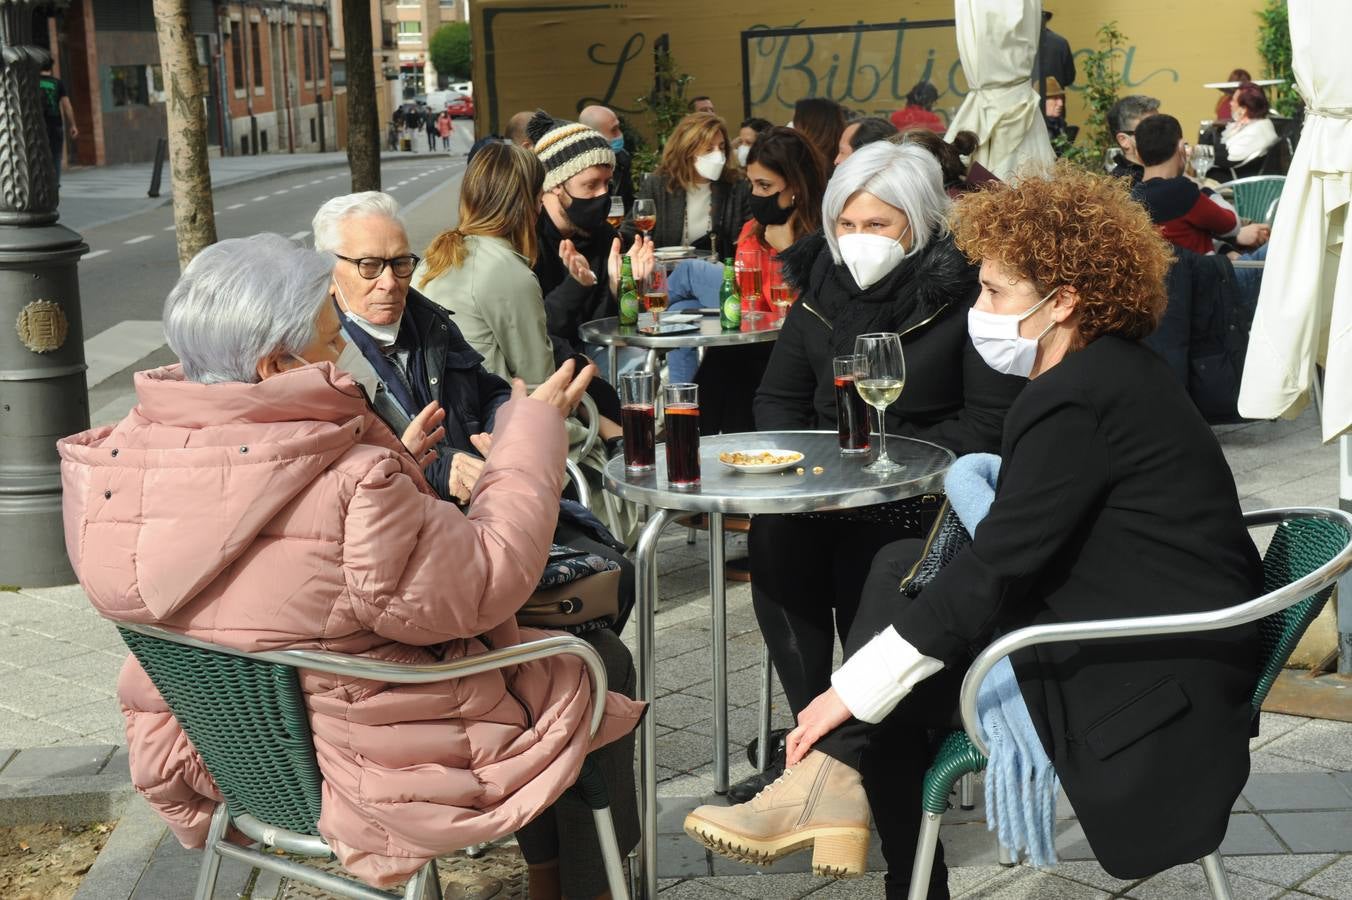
342,0,380,191
152,0,216,269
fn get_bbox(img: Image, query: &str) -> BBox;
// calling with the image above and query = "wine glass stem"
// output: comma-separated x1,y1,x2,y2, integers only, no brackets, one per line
876,405,888,464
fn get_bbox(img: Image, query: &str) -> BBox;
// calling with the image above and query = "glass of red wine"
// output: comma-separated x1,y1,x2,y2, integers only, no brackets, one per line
662,383,701,489
618,372,657,472
832,355,871,455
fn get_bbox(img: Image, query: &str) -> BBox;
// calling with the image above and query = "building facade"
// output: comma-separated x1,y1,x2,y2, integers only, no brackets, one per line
391,0,464,100
47,0,335,166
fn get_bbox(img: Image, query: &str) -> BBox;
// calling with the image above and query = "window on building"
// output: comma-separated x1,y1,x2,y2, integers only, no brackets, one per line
230,28,244,91
315,25,326,81
250,21,263,88
397,21,422,40
109,66,150,106
302,24,312,81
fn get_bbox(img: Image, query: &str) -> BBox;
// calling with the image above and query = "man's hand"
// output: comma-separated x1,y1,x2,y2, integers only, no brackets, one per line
608,234,655,295
400,401,446,471
785,687,852,767
511,358,596,418
1236,223,1270,248
561,239,597,287
448,452,486,503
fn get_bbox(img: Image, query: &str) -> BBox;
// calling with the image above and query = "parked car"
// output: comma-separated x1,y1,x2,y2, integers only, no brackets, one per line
446,93,474,119
449,81,472,97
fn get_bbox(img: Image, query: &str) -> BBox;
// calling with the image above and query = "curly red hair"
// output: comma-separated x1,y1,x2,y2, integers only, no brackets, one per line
950,162,1172,346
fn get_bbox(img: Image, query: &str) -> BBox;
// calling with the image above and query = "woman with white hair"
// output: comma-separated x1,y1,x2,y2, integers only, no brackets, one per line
687,142,1025,865
58,234,643,894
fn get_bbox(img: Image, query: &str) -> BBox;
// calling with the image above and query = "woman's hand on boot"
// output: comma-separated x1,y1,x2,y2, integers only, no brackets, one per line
786,687,851,767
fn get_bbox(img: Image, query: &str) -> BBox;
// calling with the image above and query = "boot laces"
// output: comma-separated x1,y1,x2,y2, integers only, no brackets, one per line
753,764,796,802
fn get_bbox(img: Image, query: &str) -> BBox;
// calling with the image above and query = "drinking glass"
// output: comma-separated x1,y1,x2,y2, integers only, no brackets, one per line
663,383,701,488
735,248,765,324
1191,144,1214,182
767,257,795,321
642,263,669,326
632,198,656,240
607,195,626,230
832,355,871,455
618,372,657,471
853,333,907,475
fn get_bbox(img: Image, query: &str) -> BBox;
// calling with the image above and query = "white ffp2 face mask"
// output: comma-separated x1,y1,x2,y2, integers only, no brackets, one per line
838,226,911,291
967,287,1059,378
694,149,726,181
735,144,750,167
335,281,401,347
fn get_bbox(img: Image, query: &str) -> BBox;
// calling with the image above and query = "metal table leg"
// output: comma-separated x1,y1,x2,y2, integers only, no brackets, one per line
634,508,671,900
756,644,773,771
608,345,618,386
709,511,729,793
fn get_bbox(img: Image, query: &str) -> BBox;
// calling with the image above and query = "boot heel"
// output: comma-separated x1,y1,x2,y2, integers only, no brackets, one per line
811,830,868,877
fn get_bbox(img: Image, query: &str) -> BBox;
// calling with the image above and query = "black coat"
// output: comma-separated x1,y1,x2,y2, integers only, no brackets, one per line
754,231,1025,456
621,172,747,258
340,289,512,501
891,335,1262,878
613,148,635,216
533,213,619,358
1037,26,1076,97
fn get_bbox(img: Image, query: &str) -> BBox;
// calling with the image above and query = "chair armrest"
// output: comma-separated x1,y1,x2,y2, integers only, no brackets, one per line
114,623,611,739
955,506,1352,756
565,457,593,509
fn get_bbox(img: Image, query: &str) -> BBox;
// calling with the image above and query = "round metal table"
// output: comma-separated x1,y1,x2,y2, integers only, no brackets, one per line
580,313,782,383
605,431,953,899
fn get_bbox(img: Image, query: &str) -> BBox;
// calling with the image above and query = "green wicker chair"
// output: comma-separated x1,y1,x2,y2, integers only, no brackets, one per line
116,624,630,900
1227,175,1286,225
906,507,1352,900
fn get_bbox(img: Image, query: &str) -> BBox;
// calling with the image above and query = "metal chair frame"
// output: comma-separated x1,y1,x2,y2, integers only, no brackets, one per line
116,622,630,900
906,507,1352,900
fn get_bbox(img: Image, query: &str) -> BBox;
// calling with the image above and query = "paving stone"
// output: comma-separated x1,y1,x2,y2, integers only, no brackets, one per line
657,728,723,774
807,875,893,898
1046,860,1140,893
1248,751,1334,775
656,795,700,834
1127,863,1285,899
1244,774,1352,812
708,847,812,877
0,749,14,773
1,744,113,778
1335,772,1352,803
1266,812,1352,853
71,799,167,900
44,698,126,737
944,863,1013,896
703,871,829,899
0,713,81,745
653,877,738,898
1295,855,1352,899
957,866,1109,898
659,693,722,731
0,628,91,666
939,821,1001,867
128,844,254,899
655,832,713,879
1223,853,1338,889
1222,812,1288,855
1261,720,1352,771
0,668,107,719
1051,820,1096,861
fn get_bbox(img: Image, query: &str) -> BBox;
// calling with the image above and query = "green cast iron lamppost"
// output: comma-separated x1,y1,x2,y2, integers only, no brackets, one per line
0,0,90,586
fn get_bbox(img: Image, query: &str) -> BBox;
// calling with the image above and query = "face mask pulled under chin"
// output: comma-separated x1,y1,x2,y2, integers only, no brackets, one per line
563,189,612,232
837,228,911,291
966,288,1059,378
335,282,401,346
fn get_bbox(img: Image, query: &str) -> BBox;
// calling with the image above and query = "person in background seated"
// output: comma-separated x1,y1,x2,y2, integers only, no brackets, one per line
1107,94,1161,184
1043,77,1077,150
792,96,848,177
890,81,947,135
689,95,716,114
1132,114,1269,306
735,116,773,167
899,129,994,198
836,116,898,166
1212,82,1280,180
687,163,1261,900
622,112,746,256
1214,68,1252,123
579,104,635,215
59,233,643,898
505,110,536,148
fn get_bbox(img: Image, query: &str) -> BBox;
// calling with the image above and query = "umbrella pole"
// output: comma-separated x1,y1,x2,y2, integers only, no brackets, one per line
1340,435,1351,675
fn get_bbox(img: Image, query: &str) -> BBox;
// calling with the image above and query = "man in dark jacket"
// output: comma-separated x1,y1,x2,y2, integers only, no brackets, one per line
1107,95,1161,184
1036,11,1076,102
580,105,635,214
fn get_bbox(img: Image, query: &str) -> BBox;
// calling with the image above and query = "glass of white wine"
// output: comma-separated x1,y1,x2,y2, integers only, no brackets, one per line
853,332,906,475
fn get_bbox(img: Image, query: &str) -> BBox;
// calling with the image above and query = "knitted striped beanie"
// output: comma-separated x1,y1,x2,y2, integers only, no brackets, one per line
528,110,616,191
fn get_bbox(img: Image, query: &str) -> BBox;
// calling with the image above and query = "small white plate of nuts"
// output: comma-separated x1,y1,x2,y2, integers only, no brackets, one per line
718,449,805,474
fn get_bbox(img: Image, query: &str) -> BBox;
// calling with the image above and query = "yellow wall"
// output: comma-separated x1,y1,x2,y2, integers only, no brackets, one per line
472,0,1271,144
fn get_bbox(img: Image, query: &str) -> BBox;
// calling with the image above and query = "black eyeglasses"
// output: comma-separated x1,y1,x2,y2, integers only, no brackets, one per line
334,253,420,280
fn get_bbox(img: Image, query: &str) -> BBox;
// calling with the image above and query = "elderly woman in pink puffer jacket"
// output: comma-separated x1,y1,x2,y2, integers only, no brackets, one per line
57,233,643,894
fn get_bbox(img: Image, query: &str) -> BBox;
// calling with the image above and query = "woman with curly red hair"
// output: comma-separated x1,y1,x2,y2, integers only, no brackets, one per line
686,164,1263,899
1213,81,1280,179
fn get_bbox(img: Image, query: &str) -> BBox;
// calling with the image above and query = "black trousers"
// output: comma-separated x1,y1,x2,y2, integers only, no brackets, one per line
755,532,963,900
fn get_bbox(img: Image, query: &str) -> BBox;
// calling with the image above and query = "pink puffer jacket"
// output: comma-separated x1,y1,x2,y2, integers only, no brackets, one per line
57,363,644,887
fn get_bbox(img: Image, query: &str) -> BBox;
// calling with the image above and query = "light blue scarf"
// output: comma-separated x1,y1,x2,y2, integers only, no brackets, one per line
944,453,1060,868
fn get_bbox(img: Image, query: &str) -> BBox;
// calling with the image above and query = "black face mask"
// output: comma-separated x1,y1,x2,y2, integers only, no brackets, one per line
749,190,794,227
564,190,612,232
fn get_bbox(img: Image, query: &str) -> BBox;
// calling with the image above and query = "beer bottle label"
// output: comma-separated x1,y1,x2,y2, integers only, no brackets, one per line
720,292,741,330
619,289,639,325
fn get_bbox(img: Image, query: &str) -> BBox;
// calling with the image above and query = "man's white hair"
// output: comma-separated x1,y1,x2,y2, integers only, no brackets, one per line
821,141,951,263
163,234,334,384
311,191,405,253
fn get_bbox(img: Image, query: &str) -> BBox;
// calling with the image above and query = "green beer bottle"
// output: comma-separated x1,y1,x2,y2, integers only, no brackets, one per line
618,255,639,326
719,258,741,330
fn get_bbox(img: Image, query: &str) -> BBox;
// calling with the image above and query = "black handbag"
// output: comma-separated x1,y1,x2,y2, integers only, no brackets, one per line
898,500,971,597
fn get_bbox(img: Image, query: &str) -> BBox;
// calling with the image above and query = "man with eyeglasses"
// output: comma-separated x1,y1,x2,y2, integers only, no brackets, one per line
313,191,513,504
1107,95,1161,185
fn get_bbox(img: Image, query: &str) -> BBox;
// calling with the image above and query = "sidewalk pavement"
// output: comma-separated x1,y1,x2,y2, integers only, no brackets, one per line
57,139,463,233
1,406,1349,898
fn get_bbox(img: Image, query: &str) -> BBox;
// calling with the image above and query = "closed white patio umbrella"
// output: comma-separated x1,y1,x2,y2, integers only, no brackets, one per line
945,0,1054,180
1238,0,1352,443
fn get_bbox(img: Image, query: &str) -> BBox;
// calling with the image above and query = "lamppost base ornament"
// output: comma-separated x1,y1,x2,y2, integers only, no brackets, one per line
15,298,68,352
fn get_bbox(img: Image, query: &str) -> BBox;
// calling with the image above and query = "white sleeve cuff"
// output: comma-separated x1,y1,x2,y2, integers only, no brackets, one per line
831,626,945,724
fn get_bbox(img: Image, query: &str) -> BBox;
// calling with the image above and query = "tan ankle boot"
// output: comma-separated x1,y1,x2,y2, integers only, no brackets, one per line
683,749,870,877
